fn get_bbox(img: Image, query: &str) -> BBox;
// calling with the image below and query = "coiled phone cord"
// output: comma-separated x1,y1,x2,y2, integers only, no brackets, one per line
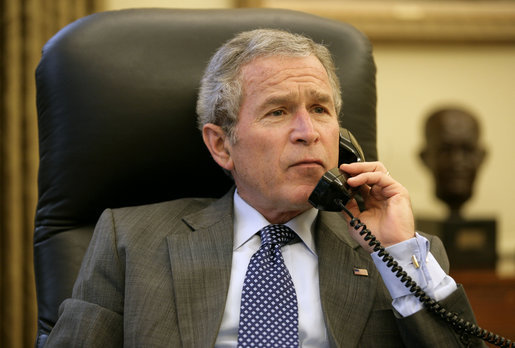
337,200,513,348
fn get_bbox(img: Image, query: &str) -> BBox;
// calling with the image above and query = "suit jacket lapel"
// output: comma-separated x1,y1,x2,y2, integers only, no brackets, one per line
167,190,235,348
316,211,379,348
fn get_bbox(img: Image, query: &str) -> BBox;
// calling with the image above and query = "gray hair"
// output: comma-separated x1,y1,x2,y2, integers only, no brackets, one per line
196,28,342,142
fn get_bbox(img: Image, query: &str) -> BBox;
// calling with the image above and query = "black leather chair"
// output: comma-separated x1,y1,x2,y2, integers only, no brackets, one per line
34,8,377,347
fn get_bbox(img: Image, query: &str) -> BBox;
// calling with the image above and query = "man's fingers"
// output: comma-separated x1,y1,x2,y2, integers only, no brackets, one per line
346,171,393,188
340,161,388,175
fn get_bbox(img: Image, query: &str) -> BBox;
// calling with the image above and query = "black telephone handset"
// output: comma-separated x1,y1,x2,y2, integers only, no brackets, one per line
309,128,512,348
309,127,365,211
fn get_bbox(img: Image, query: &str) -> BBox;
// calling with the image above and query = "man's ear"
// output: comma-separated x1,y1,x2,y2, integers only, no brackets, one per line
202,123,234,171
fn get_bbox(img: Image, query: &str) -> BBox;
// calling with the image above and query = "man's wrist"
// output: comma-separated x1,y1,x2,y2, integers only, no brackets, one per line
371,234,428,299
371,233,457,317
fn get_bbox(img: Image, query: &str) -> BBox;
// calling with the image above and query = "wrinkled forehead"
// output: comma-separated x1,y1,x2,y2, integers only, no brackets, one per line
240,55,331,94
241,54,325,77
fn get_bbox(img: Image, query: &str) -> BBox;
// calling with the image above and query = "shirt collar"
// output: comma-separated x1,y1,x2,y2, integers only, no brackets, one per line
233,189,318,255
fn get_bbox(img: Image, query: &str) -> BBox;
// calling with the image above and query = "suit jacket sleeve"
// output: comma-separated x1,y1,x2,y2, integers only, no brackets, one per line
45,209,124,347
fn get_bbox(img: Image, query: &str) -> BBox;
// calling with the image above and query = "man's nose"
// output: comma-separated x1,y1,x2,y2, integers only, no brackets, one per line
291,109,319,145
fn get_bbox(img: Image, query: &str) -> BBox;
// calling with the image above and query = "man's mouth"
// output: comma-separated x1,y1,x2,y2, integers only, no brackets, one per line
290,159,324,169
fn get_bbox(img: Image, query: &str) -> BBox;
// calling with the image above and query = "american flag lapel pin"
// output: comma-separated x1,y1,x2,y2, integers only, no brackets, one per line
353,267,368,277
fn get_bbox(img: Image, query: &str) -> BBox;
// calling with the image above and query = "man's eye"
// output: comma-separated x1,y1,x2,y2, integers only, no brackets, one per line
313,106,327,114
269,109,285,117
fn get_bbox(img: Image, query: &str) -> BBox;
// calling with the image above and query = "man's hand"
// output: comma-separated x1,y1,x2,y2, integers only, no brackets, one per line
339,162,415,253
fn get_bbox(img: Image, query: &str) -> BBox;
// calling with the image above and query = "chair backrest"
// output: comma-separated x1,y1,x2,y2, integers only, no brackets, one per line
34,8,377,346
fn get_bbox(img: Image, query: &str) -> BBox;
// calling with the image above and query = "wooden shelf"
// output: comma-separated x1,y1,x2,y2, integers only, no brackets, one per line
450,270,515,345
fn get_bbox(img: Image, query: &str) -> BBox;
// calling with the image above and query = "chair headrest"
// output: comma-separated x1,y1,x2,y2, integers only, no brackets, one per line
35,7,377,238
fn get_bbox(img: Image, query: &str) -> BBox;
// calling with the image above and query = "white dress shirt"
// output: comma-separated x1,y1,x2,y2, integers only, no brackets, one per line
215,191,329,347
214,190,457,346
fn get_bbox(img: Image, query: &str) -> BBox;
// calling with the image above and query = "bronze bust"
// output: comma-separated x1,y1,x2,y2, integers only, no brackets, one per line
420,107,486,219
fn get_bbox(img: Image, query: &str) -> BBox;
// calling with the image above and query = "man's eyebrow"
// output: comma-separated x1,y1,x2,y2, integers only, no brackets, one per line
260,90,334,109
261,92,296,109
308,89,333,104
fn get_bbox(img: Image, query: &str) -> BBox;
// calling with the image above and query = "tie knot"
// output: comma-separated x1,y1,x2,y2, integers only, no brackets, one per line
259,224,296,248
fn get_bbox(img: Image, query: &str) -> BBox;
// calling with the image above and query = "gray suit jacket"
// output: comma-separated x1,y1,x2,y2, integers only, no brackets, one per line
46,189,483,347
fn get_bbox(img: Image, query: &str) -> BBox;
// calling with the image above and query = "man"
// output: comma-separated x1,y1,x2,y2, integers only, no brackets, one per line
420,107,486,219
45,29,482,347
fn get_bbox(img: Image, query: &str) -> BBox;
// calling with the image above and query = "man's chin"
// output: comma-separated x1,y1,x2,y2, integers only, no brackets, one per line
288,184,318,206
291,165,327,178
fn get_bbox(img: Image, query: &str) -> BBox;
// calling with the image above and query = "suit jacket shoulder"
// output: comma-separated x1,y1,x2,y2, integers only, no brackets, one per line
46,190,236,347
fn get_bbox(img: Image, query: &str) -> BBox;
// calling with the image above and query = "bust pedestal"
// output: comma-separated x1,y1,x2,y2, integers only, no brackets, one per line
416,217,496,270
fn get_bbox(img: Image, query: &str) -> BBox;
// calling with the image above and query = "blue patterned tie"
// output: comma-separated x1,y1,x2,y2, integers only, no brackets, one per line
237,224,299,348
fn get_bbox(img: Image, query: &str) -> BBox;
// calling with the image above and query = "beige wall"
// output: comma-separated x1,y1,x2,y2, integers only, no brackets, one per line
103,0,515,273
374,43,515,271
104,0,234,10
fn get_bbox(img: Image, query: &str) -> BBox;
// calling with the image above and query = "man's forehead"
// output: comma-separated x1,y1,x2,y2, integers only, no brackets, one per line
241,55,326,78
240,55,331,94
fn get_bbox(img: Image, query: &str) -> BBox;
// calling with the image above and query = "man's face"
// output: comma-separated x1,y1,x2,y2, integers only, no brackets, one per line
225,55,340,223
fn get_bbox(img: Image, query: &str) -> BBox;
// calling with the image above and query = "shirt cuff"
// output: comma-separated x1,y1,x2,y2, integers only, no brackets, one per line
371,232,457,317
